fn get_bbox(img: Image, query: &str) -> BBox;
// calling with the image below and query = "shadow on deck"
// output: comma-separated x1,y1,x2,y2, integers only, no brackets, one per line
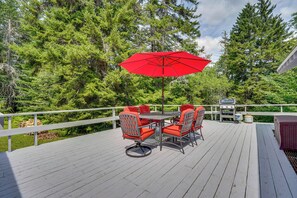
0,121,296,198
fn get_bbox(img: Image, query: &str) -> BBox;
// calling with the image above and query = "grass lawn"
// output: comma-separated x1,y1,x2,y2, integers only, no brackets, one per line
0,133,67,152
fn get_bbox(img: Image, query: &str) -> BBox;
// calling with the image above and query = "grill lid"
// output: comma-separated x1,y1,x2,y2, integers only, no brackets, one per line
219,98,236,105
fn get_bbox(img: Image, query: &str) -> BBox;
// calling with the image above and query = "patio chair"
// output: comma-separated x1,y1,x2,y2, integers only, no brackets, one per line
192,106,205,145
119,111,155,157
180,104,194,112
171,104,194,123
161,109,194,154
123,106,139,113
139,104,151,125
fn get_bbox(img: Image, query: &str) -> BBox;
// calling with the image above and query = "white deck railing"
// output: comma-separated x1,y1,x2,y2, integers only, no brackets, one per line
0,104,297,152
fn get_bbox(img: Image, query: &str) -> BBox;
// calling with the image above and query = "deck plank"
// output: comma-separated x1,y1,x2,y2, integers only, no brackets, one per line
262,124,297,197
257,124,277,198
246,124,260,198
0,121,296,198
259,124,292,198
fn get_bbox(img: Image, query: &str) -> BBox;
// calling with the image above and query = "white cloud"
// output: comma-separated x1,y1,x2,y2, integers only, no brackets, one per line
196,0,296,63
197,0,257,26
197,36,223,62
280,7,296,20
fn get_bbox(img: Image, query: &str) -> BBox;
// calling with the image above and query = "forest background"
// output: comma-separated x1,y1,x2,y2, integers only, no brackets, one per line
0,0,297,137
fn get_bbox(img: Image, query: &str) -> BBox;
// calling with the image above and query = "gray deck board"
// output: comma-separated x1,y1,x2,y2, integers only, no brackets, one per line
1,121,296,198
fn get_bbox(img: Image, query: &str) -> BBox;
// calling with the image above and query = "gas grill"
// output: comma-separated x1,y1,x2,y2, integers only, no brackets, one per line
219,98,236,122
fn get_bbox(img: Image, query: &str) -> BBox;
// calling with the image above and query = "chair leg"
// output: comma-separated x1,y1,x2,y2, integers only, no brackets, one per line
200,128,204,140
180,137,184,154
160,131,162,151
189,134,194,147
193,131,198,145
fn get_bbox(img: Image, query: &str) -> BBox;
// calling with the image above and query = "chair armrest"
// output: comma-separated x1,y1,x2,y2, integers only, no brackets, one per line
139,122,157,129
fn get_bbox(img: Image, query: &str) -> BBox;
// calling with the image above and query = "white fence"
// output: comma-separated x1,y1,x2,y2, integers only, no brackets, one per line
0,104,297,152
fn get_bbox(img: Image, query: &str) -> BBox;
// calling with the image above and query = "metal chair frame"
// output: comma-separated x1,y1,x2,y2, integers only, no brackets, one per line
192,107,205,145
161,110,194,154
119,113,156,157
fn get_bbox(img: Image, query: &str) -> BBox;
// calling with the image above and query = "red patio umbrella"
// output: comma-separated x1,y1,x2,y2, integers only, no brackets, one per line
119,51,211,113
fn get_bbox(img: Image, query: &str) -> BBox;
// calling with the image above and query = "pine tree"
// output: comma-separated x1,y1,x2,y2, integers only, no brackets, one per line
217,0,293,103
14,0,139,112
140,0,202,53
0,0,19,111
255,0,291,75
220,3,257,83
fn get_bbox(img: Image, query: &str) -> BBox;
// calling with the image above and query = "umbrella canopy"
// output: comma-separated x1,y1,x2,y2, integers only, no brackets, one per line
119,51,211,113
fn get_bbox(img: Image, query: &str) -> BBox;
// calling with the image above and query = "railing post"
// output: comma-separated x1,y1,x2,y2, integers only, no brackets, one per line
0,113,4,130
154,105,157,112
8,116,12,152
215,107,217,120
211,106,213,120
244,106,247,112
112,108,116,129
280,106,283,112
34,114,38,146
178,106,180,112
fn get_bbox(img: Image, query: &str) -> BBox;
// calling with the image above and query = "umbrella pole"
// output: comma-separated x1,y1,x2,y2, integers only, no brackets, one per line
162,77,164,114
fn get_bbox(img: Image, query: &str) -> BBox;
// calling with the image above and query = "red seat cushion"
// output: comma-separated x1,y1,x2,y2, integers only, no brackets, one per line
123,128,155,141
140,119,150,126
162,125,189,137
139,105,150,114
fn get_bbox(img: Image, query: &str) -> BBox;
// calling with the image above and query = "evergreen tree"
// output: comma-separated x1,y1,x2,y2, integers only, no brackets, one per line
140,0,202,53
217,0,293,103
14,0,139,112
0,0,19,111
290,12,297,31
219,3,257,83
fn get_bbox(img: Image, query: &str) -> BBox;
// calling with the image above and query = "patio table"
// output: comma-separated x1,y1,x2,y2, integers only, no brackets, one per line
139,111,180,149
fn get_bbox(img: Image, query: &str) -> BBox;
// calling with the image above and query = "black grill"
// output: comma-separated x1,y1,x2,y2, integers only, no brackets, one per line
219,98,236,122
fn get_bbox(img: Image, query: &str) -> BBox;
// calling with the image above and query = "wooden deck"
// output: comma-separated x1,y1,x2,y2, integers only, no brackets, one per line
0,121,296,198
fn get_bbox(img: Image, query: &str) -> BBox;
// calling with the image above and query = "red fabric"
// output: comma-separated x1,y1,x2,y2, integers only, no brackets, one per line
119,51,211,77
123,128,155,141
180,104,194,112
140,119,150,126
162,125,189,137
193,106,205,121
123,106,139,113
139,105,150,114
178,109,192,124
163,109,193,136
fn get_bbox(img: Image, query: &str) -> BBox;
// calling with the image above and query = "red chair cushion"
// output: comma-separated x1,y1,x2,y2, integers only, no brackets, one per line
124,106,139,113
140,119,150,126
193,106,205,121
178,109,192,124
162,125,189,137
123,128,155,141
180,104,194,112
139,105,150,114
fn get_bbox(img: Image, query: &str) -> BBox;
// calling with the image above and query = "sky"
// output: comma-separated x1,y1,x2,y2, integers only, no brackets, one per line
196,0,297,62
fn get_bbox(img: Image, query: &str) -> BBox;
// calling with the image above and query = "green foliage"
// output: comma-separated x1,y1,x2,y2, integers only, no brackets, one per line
0,134,66,152
140,0,202,53
217,0,294,104
168,67,232,105
0,0,19,111
291,12,297,31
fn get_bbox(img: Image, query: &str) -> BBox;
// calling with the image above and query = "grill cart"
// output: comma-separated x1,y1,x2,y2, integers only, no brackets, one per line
219,98,236,122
